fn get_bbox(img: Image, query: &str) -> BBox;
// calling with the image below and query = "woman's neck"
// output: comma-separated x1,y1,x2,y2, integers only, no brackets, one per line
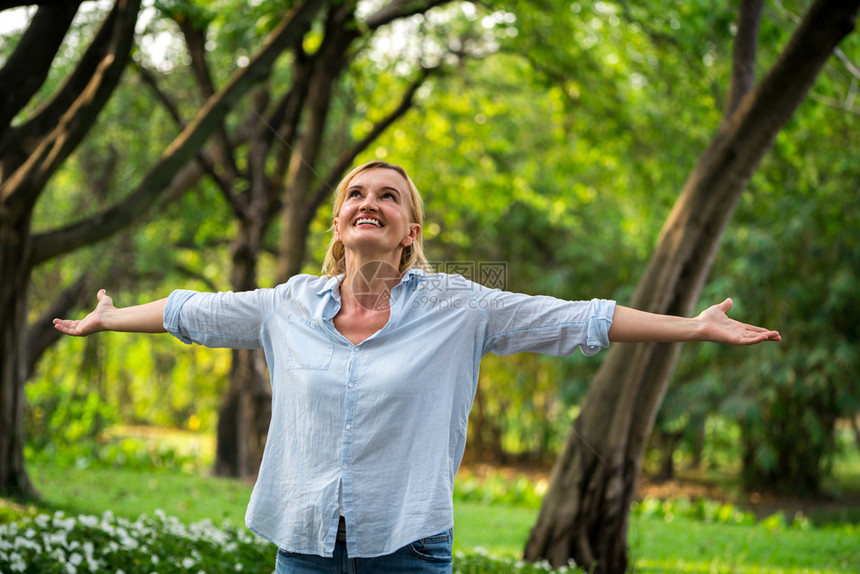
340,255,402,312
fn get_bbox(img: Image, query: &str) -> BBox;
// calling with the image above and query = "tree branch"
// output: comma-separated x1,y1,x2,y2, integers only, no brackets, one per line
134,60,247,218
175,13,240,179
835,47,860,80
132,60,187,129
174,262,219,292
0,0,141,220
365,0,451,29
28,0,326,265
0,1,82,135
1,0,134,164
25,270,90,379
311,65,438,212
725,0,765,118
270,47,314,181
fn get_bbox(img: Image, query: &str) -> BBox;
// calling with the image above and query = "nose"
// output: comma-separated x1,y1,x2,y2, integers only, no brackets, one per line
359,193,379,211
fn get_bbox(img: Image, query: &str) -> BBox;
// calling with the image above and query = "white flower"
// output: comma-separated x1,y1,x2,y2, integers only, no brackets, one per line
69,552,83,566
53,515,76,531
9,552,26,573
47,530,68,548
182,557,196,568
77,515,99,528
13,536,41,552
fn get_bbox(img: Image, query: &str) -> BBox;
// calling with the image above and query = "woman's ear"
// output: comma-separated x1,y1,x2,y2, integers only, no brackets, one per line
404,223,421,246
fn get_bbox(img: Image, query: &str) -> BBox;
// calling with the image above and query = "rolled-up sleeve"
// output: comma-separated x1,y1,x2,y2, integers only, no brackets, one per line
163,287,284,349
583,298,615,355
163,290,199,344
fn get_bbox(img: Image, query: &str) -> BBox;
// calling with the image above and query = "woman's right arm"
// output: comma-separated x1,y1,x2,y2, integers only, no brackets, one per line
53,289,167,337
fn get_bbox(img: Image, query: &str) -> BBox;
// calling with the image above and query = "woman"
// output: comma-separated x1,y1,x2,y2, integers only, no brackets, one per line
54,160,780,573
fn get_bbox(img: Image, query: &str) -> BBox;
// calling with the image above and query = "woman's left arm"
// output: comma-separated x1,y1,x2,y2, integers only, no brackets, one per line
608,298,781,345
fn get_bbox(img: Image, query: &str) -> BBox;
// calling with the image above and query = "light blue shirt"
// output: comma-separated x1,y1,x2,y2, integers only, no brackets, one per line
163,269,615,558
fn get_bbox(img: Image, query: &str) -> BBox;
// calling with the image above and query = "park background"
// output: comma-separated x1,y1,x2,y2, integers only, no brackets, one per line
1,0,858,572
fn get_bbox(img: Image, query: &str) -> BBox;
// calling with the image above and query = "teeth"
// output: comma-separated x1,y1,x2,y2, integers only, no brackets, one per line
355,218,382,227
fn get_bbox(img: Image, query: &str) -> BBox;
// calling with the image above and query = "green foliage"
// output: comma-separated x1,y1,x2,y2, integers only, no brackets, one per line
0,510,272,574
633,496,758,528
27,331,228,464
707,93,860,495
25,336,117,459
25,434,207,475
454,470,547,509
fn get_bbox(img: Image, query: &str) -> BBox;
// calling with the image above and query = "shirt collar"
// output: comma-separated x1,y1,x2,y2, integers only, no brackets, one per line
315,267,427,298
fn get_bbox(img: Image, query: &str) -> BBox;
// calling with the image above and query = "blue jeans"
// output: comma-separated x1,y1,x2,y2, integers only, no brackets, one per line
275,529,454,573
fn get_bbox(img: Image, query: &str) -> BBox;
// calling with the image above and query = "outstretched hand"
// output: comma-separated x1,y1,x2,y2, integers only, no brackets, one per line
696,298,780,345
53,289,115,337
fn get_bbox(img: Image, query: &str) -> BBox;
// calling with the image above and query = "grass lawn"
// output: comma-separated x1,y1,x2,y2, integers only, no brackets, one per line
628,516,859,573
29,465,251,527
17,462,860,573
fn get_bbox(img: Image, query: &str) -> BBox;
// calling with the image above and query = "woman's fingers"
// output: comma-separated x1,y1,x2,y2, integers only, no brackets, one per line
53,289,112,337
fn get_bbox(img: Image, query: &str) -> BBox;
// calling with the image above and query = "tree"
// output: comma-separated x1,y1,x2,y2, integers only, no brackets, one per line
0,0,141,497
523,0,860,572
0,0,325,496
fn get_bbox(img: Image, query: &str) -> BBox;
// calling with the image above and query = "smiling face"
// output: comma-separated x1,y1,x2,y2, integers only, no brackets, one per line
322,161,429,277
333,167,421,262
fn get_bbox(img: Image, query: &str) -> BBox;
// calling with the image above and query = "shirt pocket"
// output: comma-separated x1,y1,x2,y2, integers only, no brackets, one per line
286,314,333,370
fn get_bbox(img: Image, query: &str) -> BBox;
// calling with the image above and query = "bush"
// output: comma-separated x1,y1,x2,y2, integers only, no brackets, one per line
454,470,546,509
0,510,272,573
0,509,587,574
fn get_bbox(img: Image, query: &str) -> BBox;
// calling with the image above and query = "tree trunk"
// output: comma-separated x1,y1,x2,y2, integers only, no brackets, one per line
0,0,141,497
652,430,680,483
0,219,35,497
213,217,273,478
524,1,859,572
214,348,271,477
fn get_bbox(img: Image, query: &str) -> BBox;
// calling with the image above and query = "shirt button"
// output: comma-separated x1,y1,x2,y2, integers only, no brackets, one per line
343,464,349,470
345,424,351,430
348,383,354,388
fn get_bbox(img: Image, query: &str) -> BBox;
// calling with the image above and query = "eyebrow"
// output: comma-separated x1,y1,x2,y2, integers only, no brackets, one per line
347,184,402,198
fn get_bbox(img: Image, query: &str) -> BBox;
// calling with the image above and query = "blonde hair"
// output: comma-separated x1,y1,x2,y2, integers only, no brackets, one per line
322,161,431,277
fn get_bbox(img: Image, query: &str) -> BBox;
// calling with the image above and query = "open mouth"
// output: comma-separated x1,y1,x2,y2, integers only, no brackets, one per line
354,217,383,227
